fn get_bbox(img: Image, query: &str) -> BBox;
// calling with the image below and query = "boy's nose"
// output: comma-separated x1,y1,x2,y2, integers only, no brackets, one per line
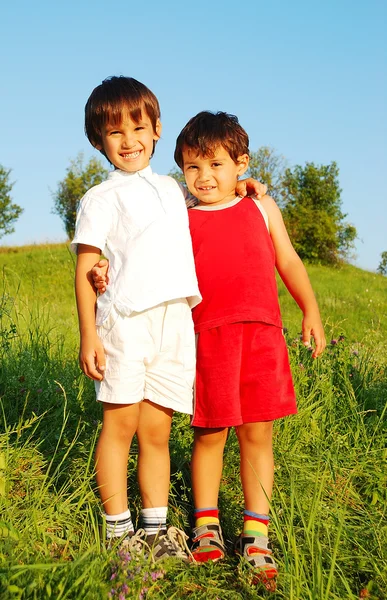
198,168,210,181
122,135,135,149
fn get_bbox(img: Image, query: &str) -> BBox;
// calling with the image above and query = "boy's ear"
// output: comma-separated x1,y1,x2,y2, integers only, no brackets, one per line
154,119,162,140
237,154,249,176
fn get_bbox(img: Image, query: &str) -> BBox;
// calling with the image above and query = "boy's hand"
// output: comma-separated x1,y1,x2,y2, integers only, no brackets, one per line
79,333,106,380
91,259,109,293
301,313,326,358
236,178,267,199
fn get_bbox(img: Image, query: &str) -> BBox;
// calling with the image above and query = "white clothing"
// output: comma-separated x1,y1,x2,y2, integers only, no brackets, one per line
71,166,201,325
95,299,195,412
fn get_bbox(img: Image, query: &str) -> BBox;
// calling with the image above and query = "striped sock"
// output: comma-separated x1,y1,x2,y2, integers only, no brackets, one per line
104,509,134,539
141,507,168,536
243,510,270,537
194,507,219,528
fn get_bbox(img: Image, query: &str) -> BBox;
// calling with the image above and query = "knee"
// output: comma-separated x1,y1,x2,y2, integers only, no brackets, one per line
102,415,137,444
236,422,273,448
138,424,171,451
194,427,228,450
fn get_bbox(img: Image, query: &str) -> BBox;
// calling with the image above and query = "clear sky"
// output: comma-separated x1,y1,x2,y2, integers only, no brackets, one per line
1,0,386,272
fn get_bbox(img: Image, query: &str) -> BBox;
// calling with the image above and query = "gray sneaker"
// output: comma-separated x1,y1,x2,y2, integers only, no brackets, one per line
146,526,194,563
120,529,149,556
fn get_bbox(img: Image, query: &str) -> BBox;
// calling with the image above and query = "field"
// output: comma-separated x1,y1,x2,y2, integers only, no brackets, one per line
0,243,386,599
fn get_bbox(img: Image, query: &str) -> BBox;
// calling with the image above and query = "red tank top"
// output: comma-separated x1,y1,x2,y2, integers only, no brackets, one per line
188,196,283,333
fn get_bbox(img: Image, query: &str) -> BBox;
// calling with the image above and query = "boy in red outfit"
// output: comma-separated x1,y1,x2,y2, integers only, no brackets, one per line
173,111,325,587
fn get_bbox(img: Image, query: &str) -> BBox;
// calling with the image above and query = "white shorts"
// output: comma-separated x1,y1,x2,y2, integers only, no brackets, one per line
95,299,195,414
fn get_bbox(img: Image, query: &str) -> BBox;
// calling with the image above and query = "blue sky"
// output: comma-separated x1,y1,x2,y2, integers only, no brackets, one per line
1,0,386,272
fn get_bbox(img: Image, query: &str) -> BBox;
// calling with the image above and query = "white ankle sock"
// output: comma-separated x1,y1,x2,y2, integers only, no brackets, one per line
104,509,134,539
141,507,168,535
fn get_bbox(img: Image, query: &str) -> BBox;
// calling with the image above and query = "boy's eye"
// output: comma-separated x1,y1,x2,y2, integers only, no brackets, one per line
212,162,222,167
135,126,145,131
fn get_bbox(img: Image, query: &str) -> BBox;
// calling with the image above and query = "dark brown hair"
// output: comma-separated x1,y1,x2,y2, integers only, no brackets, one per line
85,76,161,156
174,111,249,169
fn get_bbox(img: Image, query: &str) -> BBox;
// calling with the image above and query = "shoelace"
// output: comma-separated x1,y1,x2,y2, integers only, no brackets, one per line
166,526,195,561
122,527,195,562
124,528,149,554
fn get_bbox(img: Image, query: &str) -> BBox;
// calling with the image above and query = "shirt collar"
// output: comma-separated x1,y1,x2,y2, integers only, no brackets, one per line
107,165,154,182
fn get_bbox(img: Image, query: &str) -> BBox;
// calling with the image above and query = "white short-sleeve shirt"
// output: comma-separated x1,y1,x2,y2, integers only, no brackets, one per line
72,166,201,325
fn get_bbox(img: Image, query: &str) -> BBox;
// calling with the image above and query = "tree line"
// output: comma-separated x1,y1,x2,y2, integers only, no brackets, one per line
1,150,385,272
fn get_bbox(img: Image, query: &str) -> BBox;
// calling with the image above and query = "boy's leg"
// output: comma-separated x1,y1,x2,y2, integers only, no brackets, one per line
136,400,192,561
191,325,246,563
235,421,277,586
236,421,274,517
191,427,228,508
136,399,173,512
190,427,228,562
95,402,140,539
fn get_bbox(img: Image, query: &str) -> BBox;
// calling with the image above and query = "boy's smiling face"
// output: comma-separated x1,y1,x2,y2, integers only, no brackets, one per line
97,109,161,172
182,146,249,206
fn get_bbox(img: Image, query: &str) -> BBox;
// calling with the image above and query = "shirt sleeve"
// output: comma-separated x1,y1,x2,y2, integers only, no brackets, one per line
70,193,113,254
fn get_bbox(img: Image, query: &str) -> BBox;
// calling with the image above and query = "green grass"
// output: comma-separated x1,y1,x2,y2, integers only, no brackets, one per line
1,243,386,346
0,243,78,352
277,262,387,345
0,244,386,599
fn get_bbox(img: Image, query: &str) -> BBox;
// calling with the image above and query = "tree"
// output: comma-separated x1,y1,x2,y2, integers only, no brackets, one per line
377,251,387,276
52,153,108,239
168,167,185,185
247,146,287,204
280,161,357,264
0,165,23,239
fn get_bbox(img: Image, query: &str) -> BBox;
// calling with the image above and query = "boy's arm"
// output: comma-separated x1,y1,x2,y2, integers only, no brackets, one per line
260,196,326,358
75,244,106,379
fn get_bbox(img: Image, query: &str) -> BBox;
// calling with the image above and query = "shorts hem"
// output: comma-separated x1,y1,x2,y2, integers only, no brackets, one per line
192,416,243,428
145,392,193,415
97,392,193,414
97,394,143,405
192,407,297,428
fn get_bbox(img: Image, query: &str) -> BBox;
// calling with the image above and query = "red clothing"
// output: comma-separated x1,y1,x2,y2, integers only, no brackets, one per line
188,197,282,333
189,197,297,427
192,322,297,427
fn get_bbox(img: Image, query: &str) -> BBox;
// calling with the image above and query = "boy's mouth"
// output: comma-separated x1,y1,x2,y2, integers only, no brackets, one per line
198,186,215,191
121,151,141,159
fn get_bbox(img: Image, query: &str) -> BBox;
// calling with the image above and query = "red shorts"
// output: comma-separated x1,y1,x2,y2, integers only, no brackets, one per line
192,322,297,428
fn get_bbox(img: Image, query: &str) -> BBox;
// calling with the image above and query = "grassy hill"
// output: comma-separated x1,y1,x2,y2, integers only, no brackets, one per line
0,244,386,599
1,243,386,347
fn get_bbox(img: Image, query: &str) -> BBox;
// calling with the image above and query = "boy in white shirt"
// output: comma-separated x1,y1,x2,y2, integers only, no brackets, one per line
73,76,264,560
